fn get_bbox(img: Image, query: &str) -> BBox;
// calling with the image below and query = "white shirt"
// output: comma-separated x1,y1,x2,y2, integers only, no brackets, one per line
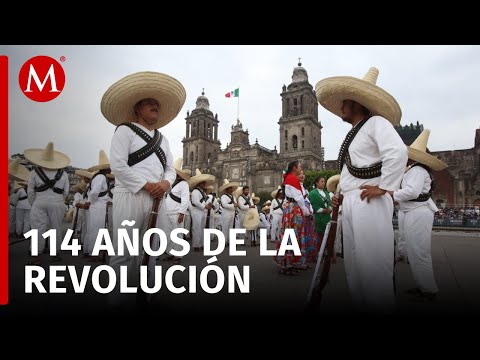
15,188,31,210
110,122,176,194
238,194,253,212
191,188,208,211
27,169,69,204
73,192,83,207
221,193,236,211
259,212,270,228
165,180,190,215
271,198,284,215
393,165,438,213
285,184,310,216
339,116,407,193
88,174,108,204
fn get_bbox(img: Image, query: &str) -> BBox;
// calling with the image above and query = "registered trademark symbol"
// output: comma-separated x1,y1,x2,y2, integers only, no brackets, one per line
60,56,66,62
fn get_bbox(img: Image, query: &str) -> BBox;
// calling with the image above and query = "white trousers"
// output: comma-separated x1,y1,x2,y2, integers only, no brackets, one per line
403,206,438,293
396,210,407,258
71,207,84,233
81,209,89,249
16,208,31,235
334,215,343,254
9,206,16,234
271,213,282,242
108,191,154,307
222,210,235,244
342,190,395,313
163,213,185,255
191,207,206,248
85,201,107,255
30,200,65,254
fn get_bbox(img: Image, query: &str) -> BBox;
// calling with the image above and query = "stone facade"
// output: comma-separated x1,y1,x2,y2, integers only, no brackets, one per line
182,63,325,194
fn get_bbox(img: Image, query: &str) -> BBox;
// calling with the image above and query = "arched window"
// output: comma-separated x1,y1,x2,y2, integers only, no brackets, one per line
195,145,198,162
285,142,288,150
301,127,305,137
207,153,211,164
292,135,298,149
189,151,194,165
285,130,288,140
302,140,304,149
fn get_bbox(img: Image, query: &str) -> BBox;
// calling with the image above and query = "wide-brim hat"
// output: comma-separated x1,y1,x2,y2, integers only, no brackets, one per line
408,129,447,171
251,192,260,205
315,67,402,126
71,181,87,193
75,169,94,180
271,186,283,199
106,173,115,180
188,169,215,191
24,142,70,170
261,205,270,212
8,158,30,181
219,179,239,193
243,208,260,230
326,175,341,193
233,186,243,200
205,185,214,194
101,71,186,129
14,180,26,191
173,158,190,182
263,200,272,207
88,150,111,172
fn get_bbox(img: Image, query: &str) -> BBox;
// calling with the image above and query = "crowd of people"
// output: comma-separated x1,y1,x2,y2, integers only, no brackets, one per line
8,66,452,313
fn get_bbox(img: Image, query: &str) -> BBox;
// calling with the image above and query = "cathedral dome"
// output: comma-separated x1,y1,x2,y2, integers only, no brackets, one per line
195,90,210,110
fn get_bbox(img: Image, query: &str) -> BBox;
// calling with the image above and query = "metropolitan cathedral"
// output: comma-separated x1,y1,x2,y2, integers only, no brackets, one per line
181,62,324,194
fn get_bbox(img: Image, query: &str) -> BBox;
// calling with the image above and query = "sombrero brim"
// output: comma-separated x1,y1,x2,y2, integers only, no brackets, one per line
24,149,70,170
271,188,283,199
175,169,191,182
243,209,260,230
326,175,341,193
315,76,402,126
408,148,447,171
101,71,186,129
106,173,115,179
252,197,260,205
87,163,111,172
75,169,93,179
8,160,30,182
219,182,240,193
261,206,270,212
188,174,215,191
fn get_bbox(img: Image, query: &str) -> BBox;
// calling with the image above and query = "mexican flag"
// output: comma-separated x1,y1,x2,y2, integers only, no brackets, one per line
225,88,239,98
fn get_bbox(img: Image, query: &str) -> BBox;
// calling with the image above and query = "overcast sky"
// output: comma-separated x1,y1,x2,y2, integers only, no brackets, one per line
4,45,480,169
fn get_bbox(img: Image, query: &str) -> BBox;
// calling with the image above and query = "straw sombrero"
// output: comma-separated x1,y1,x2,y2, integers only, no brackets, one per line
219,179,239,193
75,169,94,180
107,173,115,180
24,142,70,170
88,150,111,172
8,158,30,181
271,186,283,199
261,205,270,213
233,186,244,200
263,200,272,207
205,185,214,194
243,208,260,231
188,169,215,191
173,158,190,182
408,129,447,171
315,67,402,126
251,192,260,205
101,71,186,129
326,175,341,193
71,181,87,193
14,180,26,191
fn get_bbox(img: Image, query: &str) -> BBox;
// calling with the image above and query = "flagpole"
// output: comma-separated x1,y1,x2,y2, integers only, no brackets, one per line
237,89,240,120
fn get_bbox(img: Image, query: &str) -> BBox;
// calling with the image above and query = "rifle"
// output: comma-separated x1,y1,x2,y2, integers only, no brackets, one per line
72,206,80,236
101,201,112,263
306,192,343,312
137,196,162,305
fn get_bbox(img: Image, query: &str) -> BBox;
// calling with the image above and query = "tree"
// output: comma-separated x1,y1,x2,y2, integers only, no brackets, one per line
304,170,339,190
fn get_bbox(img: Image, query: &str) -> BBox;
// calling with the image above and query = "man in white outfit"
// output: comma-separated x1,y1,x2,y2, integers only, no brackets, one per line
391,129,447,301
84,150,111,260
188,169,215,251
205,185,219,240
161,158,190,263
237,186,255,241
219,179,239,246
8,159,31,237
317,67,407,313
103,71,185,307
13,181,31,237
25,142,70,263
270,186,284,243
